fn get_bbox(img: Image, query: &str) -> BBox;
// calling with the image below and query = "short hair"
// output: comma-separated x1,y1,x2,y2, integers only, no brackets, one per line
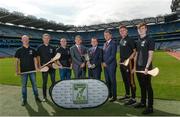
137,22,147,29
42,33,50,38
75,35,82,40
91,37,98,42
104,29,112,35
60,37,67,41
21,35,29,39
119,25,127,29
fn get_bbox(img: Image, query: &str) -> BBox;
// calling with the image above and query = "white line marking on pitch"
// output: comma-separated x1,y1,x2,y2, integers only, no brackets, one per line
113,101,123,105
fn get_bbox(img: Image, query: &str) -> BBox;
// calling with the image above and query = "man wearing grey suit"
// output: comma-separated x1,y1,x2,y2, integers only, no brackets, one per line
70,35,87,78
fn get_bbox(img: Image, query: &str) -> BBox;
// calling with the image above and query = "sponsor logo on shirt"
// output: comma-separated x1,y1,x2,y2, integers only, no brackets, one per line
29,50,33,55
120,40,127,46
50,48,53,53
141,41,146,47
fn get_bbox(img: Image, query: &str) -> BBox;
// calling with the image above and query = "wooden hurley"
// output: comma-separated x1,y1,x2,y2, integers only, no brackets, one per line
120,58,130,66
20,66,49,75
40,53,61,68
52,63,71,69
136,67,159,77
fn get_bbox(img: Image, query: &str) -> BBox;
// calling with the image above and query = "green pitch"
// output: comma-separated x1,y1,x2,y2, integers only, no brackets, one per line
0,51,180,100
0,51,180,116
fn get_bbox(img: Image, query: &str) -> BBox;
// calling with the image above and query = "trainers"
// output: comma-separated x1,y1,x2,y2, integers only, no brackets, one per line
134,102,146,108
124,98,136,105
35,96,42,102
142,107,153,114
109,98,117,102
118,95,130,101
42,97,47,102
21,100,27,106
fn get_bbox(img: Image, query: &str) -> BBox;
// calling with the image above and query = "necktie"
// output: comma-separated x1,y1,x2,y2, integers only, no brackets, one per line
105,42,108,49
77,46,81,54
92,47,96,53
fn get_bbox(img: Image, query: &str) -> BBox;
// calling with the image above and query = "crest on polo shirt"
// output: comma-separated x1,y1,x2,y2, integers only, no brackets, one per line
141,41,146,47
120,40,127,46
29,50,33,55
50,48,53,53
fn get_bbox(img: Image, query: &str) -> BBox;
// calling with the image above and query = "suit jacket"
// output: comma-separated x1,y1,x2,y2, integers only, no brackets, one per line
88,47,102,69
70,45,87,68
103,39,117,67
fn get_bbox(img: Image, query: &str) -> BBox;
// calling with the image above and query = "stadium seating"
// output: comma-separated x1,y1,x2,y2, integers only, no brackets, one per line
0,20,180,57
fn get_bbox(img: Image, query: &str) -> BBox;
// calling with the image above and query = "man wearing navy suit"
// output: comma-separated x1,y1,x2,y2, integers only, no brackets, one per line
102,29,117,102
87,37,102,79
70,35,87,78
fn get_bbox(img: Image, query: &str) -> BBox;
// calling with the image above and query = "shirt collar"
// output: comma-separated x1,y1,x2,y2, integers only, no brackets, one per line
76,44,81,48
43,44,49,46
139,35,148,40
107,39,112,44
92,46,97,50
61,46,66,49
23,45,29,49
122,35,128,40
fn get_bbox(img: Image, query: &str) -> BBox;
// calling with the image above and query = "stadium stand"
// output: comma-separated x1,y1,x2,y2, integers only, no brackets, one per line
0,0,180,57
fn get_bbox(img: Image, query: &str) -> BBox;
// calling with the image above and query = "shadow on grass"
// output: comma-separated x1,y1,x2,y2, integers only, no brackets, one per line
25,101,49,116
44,100,178,116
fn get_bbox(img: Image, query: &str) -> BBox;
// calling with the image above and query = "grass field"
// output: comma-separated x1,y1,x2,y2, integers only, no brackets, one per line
0,51,180,100
0,51,180,116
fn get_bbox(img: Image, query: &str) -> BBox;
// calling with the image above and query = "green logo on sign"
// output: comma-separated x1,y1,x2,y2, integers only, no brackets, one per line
73,83,88,104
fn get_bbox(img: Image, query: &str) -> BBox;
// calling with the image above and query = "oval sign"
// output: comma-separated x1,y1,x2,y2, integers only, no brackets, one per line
49,79,109,109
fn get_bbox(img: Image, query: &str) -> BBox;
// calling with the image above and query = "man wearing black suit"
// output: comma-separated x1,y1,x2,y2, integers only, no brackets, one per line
87,37,102,79
70,35,87,78
102,29,117,102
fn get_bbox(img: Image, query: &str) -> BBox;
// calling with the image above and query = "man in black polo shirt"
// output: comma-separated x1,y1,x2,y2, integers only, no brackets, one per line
37,33,56,102
15,35,41,106
119,25,136,105
56,38,71,80
133,23,155,114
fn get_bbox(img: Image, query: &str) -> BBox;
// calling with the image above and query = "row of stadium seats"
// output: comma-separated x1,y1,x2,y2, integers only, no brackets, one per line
0,21,179,57
0,31,179,47
0,21,179,41
0,33,179,49
0,40,179,57
0,48,16,57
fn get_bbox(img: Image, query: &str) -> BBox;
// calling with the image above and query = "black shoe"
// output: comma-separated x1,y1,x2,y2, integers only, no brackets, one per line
134,102,146,108
109,98,117,102
35,97,42,102
109,94,112,99
124,98,136,105
142,107,153,114
21,100,27,106
118,95,130,101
